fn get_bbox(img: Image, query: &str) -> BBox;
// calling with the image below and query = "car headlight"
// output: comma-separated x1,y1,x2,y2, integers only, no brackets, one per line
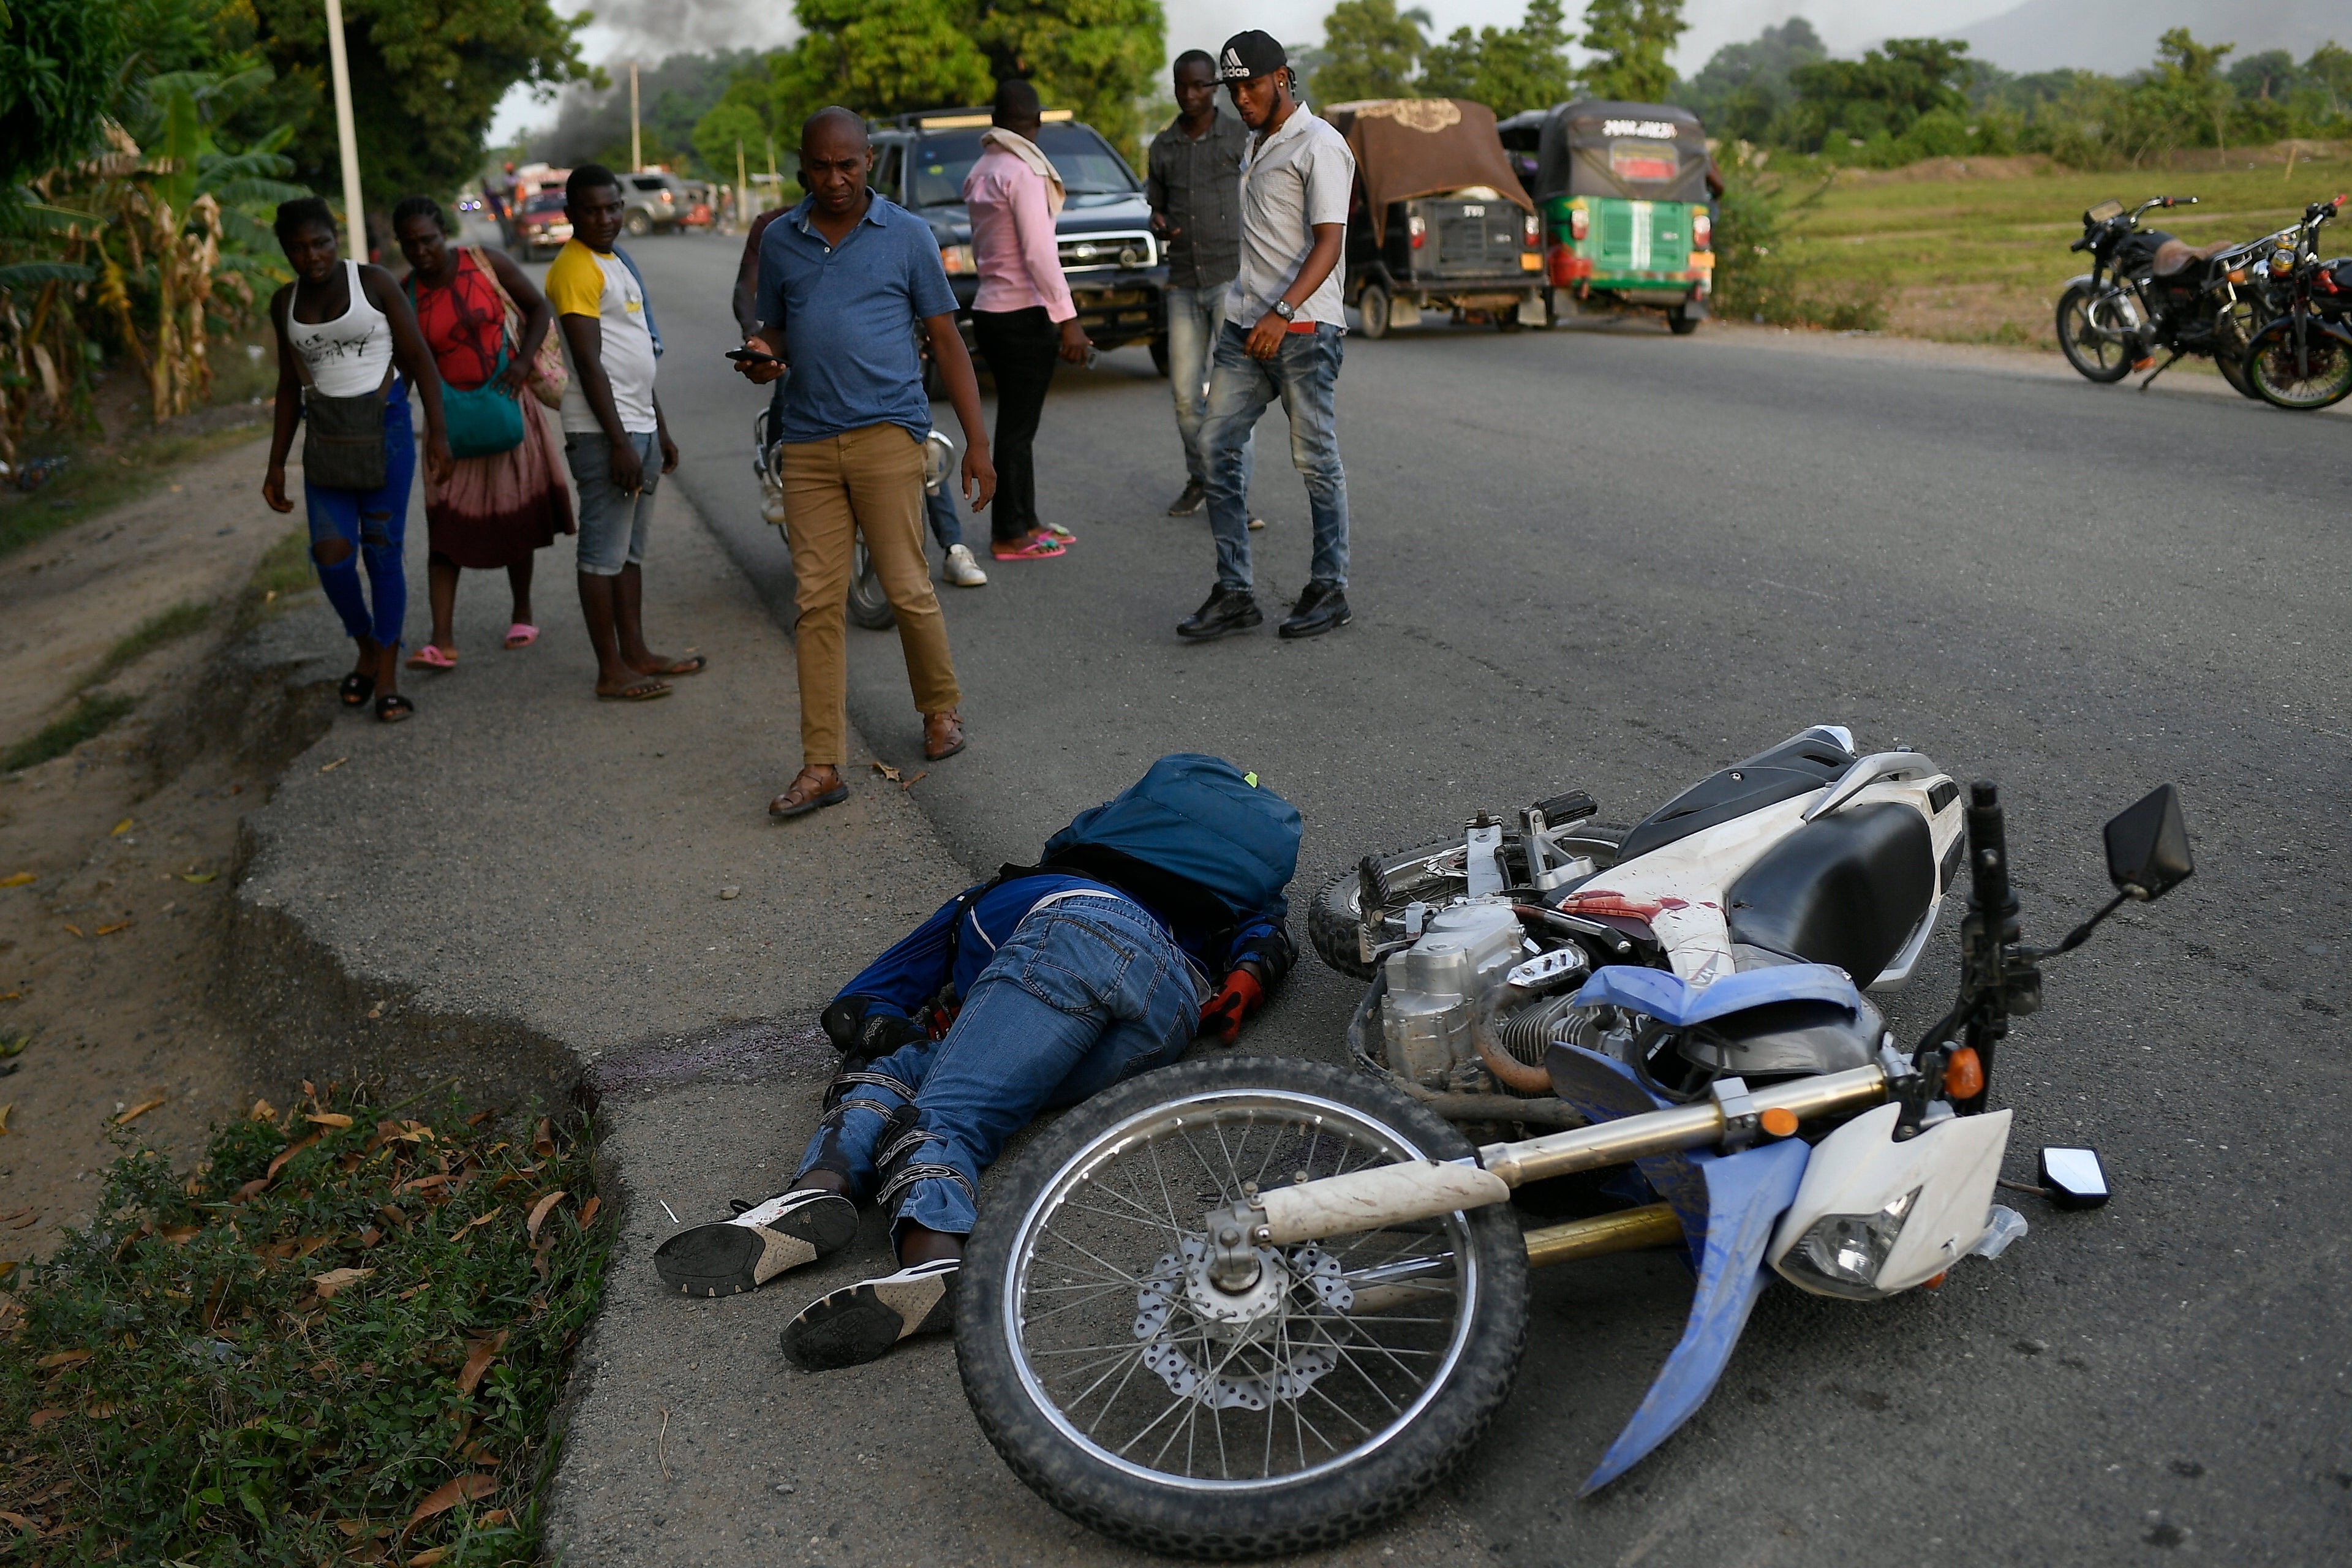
1780,1186,1918,1298
940,243,975,276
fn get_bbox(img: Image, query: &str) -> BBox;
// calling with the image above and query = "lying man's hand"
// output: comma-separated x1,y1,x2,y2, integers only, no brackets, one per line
1198,967,1266,1045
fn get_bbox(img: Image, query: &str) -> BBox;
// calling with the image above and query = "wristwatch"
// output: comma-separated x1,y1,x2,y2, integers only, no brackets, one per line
1272,300,1297,322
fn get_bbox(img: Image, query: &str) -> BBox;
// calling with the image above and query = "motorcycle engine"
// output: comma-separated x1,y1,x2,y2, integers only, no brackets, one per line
1379,901,1527,1089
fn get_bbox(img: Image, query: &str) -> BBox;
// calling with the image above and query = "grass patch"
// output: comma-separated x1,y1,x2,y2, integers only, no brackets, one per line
1,693,138,773
88,600,215,688
1755,148,2352,344
0,1085,610,1564
229,525,318,634
0,419,272,564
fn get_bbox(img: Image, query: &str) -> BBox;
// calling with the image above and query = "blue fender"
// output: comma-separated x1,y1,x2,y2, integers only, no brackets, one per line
1540,1039,1815,1493
1580,1137,1810,1493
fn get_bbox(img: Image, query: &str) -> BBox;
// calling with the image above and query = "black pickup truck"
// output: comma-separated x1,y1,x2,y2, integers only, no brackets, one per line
869,110,1169,374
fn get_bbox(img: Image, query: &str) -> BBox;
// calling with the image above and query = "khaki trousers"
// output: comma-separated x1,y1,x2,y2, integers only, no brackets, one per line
781,423,962,766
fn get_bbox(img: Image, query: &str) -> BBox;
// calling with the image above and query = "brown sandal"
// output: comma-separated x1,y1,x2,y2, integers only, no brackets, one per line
770,766,848,820
923,709,965,762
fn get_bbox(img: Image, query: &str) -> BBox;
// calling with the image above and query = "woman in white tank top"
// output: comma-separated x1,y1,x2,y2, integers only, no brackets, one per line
261,198,452,723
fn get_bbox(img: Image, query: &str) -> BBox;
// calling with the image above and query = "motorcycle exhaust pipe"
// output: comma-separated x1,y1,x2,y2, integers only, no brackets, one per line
1253,1065,1888,1247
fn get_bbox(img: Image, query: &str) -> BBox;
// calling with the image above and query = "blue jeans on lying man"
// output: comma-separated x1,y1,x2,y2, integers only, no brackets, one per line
1200,322,1348,590
304,382,414,647
796,894,1202,1238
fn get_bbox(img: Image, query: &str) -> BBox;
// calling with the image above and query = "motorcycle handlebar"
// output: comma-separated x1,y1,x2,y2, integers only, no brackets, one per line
1966,780,2018,934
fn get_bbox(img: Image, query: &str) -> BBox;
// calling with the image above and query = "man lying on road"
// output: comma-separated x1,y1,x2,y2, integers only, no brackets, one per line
654,754,1303,1370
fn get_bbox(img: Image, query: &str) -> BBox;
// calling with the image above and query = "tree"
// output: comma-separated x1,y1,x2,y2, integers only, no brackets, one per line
1782,37,1972,152
1420,0,1574,118
1578,0,1684,105
1675,17,1824,141
1311,0,1428,105
2308,42,2352,119
0,0,129,188
250,0,592,211
2146,27,2234,151
971,0,1167,164
693,101,766,182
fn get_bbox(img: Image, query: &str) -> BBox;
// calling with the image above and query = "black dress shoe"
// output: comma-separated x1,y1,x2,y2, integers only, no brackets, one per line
1177,584,1264,640
1278,581,1352,639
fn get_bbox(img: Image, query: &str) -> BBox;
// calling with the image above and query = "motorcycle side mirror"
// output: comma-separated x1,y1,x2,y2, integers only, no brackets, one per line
2039,1147,2110,1209
2103,783,2193,902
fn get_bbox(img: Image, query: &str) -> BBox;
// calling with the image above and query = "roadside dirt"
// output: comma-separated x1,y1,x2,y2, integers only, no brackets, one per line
0,432,301,1264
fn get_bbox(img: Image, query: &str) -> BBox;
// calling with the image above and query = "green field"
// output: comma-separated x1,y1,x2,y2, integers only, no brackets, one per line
1767,146,2352,345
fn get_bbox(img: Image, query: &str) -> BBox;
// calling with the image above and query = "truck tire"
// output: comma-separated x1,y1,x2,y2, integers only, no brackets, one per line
1357,284,1392,340
1149,336,1170,377
957,1054,1528,1559
1668,306,1701,335
624,209,652,238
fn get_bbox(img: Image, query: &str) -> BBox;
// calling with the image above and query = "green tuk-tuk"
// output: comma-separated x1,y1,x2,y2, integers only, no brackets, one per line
1496,100,1714,333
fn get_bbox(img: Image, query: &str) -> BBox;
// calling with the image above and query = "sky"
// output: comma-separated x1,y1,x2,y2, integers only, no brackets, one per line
484,1,2027,146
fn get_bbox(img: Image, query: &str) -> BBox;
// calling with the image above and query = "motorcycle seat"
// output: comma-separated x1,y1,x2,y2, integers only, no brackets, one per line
2150,238,2235,277
1612,730,1855,866
1723,802,1934,988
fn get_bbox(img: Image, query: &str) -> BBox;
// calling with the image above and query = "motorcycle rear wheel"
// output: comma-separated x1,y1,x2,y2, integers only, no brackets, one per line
2214,300,2263,401
2056,282,2135,383
847,535,897,630
2247,316,2352,411
957,1055,1528,1559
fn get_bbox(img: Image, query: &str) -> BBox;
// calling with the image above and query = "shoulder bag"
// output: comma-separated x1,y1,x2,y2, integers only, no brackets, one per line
407,265,525,460
472,245,568,409
281,290,394,492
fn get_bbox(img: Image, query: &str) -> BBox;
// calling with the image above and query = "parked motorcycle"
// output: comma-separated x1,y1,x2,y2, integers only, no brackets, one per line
2056,195,2269,398
954,726,2192,1557
2243,195,2352,412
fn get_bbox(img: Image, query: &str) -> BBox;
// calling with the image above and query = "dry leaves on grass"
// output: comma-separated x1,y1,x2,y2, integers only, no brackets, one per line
526,1191,567,1243
309,1267,374,1300
307,1112,355,1129
113,1095,164,1126
456,1329,510,1396
0,872,34,888
402,1472,496,1539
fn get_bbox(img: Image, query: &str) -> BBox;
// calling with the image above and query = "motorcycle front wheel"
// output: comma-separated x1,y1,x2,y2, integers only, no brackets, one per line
847,534,897,630
2247,315,2352,411
957,1055,1528,1559
2214,299,2263,401
2056,282,2136,383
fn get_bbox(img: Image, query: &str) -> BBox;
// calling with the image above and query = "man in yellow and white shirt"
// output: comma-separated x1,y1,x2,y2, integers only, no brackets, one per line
548,164,702,702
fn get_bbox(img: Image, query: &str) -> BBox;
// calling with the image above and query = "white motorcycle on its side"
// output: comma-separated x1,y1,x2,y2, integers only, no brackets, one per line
951,726,2193,1558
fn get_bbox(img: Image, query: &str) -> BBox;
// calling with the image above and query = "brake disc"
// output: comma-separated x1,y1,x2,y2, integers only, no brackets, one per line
1133,1240,1354,1410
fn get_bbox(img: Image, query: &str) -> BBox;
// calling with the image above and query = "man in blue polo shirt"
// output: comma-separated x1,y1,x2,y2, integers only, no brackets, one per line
734,107,997,820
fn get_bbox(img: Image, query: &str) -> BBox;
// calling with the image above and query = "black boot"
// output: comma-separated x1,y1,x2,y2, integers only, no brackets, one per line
1177,584,1264,641
1278,581,1352,639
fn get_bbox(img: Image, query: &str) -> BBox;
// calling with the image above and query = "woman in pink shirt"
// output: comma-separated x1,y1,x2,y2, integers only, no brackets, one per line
963,79,1091,560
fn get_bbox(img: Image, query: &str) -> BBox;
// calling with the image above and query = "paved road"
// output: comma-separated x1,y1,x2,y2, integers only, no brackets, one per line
611,228,2348,1565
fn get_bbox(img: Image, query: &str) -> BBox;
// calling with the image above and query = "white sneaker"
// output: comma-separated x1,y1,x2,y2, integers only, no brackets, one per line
1248,516,1267,531
943,543,989,586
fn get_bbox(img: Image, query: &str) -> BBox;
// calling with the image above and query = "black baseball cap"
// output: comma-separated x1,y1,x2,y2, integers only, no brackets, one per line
1218,31,1286,82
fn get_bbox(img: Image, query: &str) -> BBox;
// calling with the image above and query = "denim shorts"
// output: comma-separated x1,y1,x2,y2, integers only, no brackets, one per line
565,429,658,576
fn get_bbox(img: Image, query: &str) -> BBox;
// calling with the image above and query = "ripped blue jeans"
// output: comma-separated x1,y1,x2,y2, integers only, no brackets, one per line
797,894,1203,1240
304,386,414,647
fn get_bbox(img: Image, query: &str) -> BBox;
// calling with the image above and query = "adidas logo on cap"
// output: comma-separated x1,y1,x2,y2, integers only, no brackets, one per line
1221,47,1246,78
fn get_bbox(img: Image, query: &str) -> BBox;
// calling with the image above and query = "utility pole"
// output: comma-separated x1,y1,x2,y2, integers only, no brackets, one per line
630,62,642,172
736,140,750,228
322,0,366,260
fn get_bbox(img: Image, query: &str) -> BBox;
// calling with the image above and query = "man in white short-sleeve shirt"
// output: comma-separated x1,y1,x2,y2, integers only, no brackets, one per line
1178,29,1358,644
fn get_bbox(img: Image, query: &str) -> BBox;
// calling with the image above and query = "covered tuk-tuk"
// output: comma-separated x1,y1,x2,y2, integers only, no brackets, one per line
1325,99,1545,338
1496,100,1714,333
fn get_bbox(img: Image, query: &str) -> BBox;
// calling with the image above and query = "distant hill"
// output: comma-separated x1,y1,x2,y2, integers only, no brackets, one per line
1953,0,2343,76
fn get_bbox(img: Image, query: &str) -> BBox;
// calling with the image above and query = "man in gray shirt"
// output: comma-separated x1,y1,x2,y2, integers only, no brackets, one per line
1178,31,1357,643
1147,50,1254,519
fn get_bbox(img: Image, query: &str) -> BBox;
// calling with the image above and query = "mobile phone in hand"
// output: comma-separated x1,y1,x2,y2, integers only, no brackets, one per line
726,348,782,366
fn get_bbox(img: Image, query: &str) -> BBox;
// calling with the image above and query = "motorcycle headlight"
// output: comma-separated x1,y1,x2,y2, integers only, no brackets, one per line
2270,247,2296,277
1781,1186,1919,1299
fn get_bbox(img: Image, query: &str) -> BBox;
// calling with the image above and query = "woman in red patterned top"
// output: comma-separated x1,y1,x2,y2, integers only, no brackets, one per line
393,196,573,666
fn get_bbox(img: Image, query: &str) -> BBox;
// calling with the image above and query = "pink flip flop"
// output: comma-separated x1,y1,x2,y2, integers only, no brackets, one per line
991,536,1068,561
405,644,457,670
503,623,539,649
